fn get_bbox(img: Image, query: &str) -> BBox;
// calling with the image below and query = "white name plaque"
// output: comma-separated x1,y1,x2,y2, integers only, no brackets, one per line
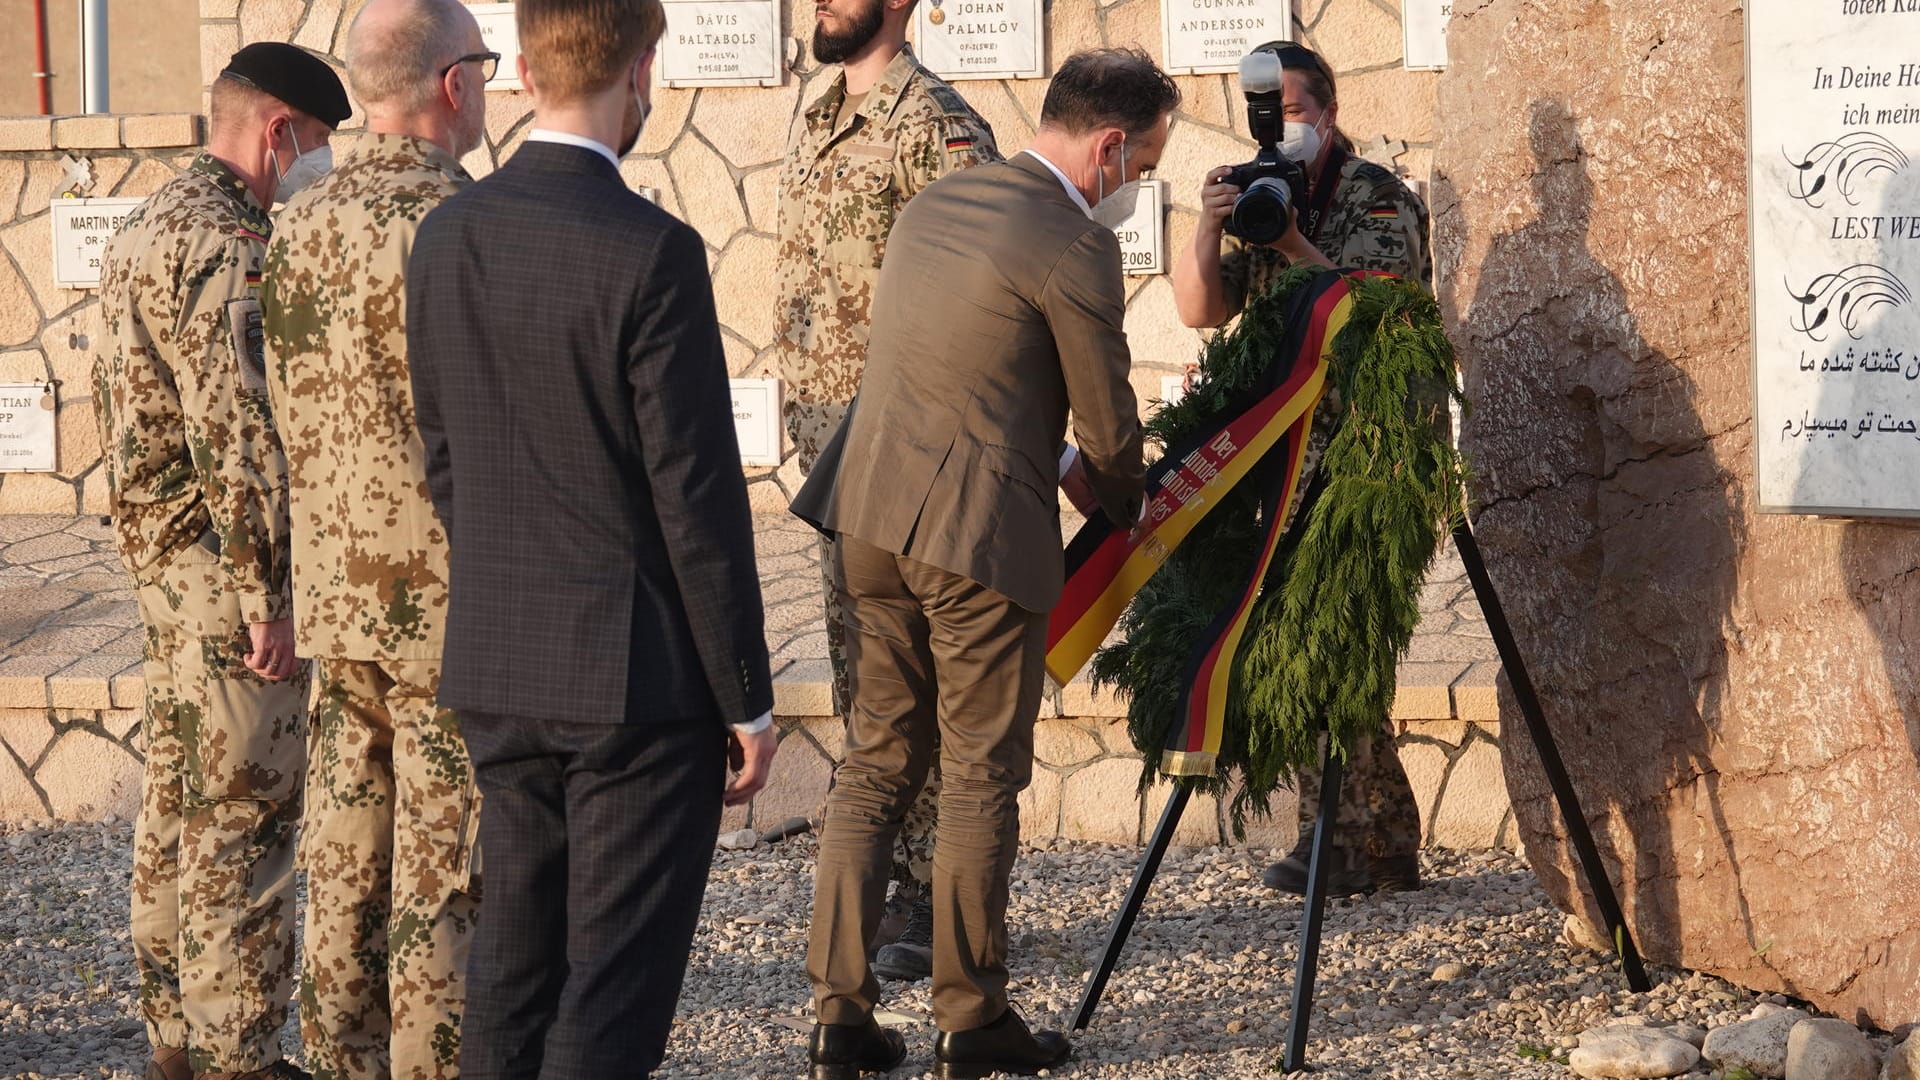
1104,180,1168,276
51,197,144,290
1749,0,1920,515
469,4,526,92
731,378,782,466
1161,0,1290,76
0,384,57,472
913,0,1044,81
1403,0,1450,70
660,0,782,87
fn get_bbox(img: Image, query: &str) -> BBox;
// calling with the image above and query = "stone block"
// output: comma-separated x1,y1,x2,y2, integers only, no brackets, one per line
1391,661,1465,719
695,84,803,170
112,671,146,710
114,157,179,199
1783,1018,1877,1080
1335,68,1438,145
0,118,55,153
293,0,343,53
43,306,98,400
56,399,100,478
240,2,303,53
742,164,780,232
0,474,77,516
1396,738,1447,840
38,729,141,820
2,214,66,319
1,711,57,767
619,158,682,219
1450,661,1501,724
0,742,49,819
1060,757,1144,843
1101,0,1165,66
0,256,39,349
710,232,779,351
120,115,202,149
774,658,834,717
200,21,241,86
747,729,833,828
1305,0,1406,71
1033,718,1103,768
51,117,122,150
1141,778,1223,846
47,676,113,711
798,714,845,762
1046,0,1105,69
1430,737,1508,849
1173,75,1233,131
1057,678,1124,718
0,159,24,216
1400,718,1469,747
0,351,49,384
201,0,241,16
1124,276,1205,369
956,82,1032,154
1018,764,1063,840
79,469,110,515
636,85,696,157
746,474,790,514
668,135,748,249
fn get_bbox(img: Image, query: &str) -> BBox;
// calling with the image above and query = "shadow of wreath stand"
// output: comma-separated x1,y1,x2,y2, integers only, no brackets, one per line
1069,518,1651,1073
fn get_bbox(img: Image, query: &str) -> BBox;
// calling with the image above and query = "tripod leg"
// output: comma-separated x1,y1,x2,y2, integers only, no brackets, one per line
1072,783,1192,1030
1281,742,1345,1073
1451,521,1651,992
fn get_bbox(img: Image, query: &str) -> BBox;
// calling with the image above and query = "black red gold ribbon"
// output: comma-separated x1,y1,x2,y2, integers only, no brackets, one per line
1045,272,1359,776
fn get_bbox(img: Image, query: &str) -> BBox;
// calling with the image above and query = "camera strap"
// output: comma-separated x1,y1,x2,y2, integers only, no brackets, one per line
1299,144,1349,250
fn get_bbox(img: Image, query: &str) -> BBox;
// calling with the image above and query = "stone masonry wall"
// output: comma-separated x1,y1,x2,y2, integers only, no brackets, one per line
0,0,1439,507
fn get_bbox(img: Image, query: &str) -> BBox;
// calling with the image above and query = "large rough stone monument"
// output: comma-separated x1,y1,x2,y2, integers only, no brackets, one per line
1436,0,1920,1027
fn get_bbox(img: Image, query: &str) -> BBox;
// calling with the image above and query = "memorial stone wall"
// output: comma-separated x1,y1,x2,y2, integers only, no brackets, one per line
0,0,1441,512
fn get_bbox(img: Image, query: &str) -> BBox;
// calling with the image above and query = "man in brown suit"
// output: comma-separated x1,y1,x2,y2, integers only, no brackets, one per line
791,48,1179,1079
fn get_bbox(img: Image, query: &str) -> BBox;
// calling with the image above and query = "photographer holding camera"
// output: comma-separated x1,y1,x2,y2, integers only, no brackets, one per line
1172,41,1432,898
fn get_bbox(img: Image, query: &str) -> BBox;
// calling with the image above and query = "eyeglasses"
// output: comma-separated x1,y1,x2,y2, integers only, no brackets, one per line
442,51,501,83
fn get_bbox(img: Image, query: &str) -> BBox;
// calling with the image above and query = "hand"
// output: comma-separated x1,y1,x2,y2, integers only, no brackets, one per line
1198,166,1240,236
245,619,298,681
1181,361,1201,396
1060,453,1099,516
724,725,780,806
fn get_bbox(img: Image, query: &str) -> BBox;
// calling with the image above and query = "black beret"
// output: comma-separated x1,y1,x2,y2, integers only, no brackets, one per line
219,42,351,129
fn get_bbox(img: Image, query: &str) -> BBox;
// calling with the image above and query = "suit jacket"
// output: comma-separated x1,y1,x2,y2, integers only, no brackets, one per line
406,140,773,727
792,153,1145,613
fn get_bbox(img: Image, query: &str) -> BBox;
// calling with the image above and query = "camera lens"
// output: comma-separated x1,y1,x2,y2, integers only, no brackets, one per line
1230,177,1291,246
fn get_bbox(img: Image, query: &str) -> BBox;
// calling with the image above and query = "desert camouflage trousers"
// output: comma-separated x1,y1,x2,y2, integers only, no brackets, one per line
131,534,308,1072
300,658,480,1080
1295,725,1422,858
821,535,938,886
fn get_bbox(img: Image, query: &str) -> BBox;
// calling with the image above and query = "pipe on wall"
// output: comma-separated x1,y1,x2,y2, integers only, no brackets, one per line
80,0,108,113
33,0,53,114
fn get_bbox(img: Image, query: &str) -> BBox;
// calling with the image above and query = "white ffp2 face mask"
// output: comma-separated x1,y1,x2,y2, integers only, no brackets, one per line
1280,116,1328,164
270,129,332,203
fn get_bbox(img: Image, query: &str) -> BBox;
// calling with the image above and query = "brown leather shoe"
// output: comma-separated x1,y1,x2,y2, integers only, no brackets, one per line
1262,847,1420,896
144,1047,189,1080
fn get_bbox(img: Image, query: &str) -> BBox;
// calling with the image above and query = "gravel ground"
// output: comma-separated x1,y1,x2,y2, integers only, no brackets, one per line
2,821,1799,1079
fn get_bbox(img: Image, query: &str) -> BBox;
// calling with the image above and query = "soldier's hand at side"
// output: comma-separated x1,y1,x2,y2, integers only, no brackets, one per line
1060,453,1099,516
724,725,780,806
245,619,299,681
1199,167,1239,236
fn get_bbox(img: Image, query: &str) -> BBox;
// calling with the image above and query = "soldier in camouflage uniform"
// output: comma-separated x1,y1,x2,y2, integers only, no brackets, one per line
93,44,348,1080
1173,41,1430,897
257,3,490,1077
774,0,998,980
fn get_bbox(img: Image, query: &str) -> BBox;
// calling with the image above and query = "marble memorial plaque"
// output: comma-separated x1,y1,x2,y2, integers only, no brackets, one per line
731,378,782,466
660,0,782,87
50,197,143,290
1161,0,1290,76
469,4,526,91
0,384,56,472
912,0,1044,81
1750,0,1920,515
1403,0,1450,70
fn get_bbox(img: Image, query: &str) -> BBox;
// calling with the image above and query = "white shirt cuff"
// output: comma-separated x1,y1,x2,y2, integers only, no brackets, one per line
730,711,773,736
1058,443,1079,480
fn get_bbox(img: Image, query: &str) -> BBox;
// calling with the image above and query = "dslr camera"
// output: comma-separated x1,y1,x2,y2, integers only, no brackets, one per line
1222,49,1307,246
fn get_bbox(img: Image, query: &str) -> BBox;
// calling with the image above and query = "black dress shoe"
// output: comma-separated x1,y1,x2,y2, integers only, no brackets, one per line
933,1008,1070,1078
809,1017,907,1079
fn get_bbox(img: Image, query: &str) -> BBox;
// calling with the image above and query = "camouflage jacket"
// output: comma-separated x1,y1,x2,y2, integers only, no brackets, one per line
774,45,999,470
1220,151,1433,318
93,152,292,624
260,133,472,660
